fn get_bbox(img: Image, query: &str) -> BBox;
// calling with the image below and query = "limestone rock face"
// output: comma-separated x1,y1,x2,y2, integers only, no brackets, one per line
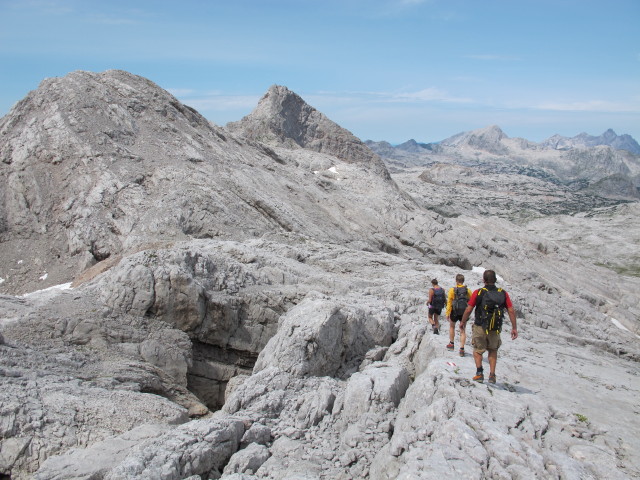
1,71,639,480
253,294,395,378
226,85,390,178
0,72,432,296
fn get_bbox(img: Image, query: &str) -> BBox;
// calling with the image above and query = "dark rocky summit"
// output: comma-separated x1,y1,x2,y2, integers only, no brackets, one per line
0,70,639,479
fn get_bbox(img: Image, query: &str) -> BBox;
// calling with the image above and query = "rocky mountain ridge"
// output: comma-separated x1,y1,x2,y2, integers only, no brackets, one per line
1,70,639,480
0,71,421,296
541,128,640,154
226,85,389,179
370,126,640,155
366,125,640,200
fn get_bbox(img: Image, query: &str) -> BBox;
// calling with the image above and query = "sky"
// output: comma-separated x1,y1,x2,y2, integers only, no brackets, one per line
0,0,639,144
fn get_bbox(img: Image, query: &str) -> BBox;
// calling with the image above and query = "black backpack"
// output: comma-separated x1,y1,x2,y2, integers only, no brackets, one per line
431,287,445,309
476,287,506,332
451,286,469,317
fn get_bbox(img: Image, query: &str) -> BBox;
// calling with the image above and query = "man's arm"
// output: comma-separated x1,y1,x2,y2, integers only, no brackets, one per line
460,289,478,327
460,304,474,326
507,306,518,340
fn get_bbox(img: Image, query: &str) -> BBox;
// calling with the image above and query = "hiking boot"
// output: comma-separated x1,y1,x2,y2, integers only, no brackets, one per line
473,372,484,382
459,348,465,357
434,328,439,335
488,373,496,384
446,342,454,350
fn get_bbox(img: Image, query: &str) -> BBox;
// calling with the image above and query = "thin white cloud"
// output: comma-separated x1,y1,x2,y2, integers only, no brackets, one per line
6,1,140,24
167,88,197,97
176,86,474,114
389,88,473,103
367,0,434,18
178,94,261,112
536,100,640,113
465,54,522,61
85,13,138,25
6,0,73,15
306,88,473,106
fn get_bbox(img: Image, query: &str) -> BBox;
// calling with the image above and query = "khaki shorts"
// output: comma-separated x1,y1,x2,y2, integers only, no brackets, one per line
471,324,502,354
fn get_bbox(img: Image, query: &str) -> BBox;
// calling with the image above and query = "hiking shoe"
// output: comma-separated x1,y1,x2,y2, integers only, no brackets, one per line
488,373,496,384
459,348,465,357
446,342,454,350
473,373,484,382
434,328,439,335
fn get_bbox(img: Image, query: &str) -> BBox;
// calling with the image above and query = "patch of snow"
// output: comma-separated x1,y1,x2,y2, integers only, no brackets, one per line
21,282,73,298
39,272,48,281
17,260,23,264
329,166,338,174
0,277,4,285
610,317,630,332
610,317,639,338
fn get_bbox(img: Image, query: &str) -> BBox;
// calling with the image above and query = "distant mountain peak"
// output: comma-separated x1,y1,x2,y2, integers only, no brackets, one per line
480,124,507,137
439,124,509,154
251,84,308,123
226,85,389,176
541,129,640,154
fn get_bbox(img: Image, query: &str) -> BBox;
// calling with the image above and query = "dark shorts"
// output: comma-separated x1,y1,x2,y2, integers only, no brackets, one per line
450,312,463,323
471,324,501,353
428,306,442,316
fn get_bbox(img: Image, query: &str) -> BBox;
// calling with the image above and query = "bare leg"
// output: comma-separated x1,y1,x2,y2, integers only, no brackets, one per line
459,323,466,348
434,314,439,329
449,319,455,344
474,351,483,370
488,350,498,375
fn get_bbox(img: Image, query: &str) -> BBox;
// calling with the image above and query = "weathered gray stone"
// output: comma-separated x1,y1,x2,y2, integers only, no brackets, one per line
253,294,395,378
34,424,170,480
0,70,639,480
223,442,270,475
240,423,271,447
103,417,246,480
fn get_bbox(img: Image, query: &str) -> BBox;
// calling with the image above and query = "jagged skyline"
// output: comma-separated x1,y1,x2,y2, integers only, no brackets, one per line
0,0,638,144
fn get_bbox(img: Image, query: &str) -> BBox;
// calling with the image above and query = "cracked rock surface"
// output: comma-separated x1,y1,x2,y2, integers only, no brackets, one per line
1,70,639,479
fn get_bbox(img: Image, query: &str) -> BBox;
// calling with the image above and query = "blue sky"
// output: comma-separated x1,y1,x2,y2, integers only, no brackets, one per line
1,0,638,143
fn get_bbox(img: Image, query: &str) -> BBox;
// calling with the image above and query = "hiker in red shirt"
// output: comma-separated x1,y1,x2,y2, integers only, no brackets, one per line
461,269,518,384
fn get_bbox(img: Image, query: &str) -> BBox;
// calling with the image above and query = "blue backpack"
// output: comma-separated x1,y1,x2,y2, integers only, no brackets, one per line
431,287,445,309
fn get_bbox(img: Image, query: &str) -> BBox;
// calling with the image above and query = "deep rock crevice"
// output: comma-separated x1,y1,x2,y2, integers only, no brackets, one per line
187,340,258,411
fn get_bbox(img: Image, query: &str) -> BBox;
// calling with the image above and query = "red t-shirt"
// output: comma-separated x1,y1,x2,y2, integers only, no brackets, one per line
468,288,513,308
